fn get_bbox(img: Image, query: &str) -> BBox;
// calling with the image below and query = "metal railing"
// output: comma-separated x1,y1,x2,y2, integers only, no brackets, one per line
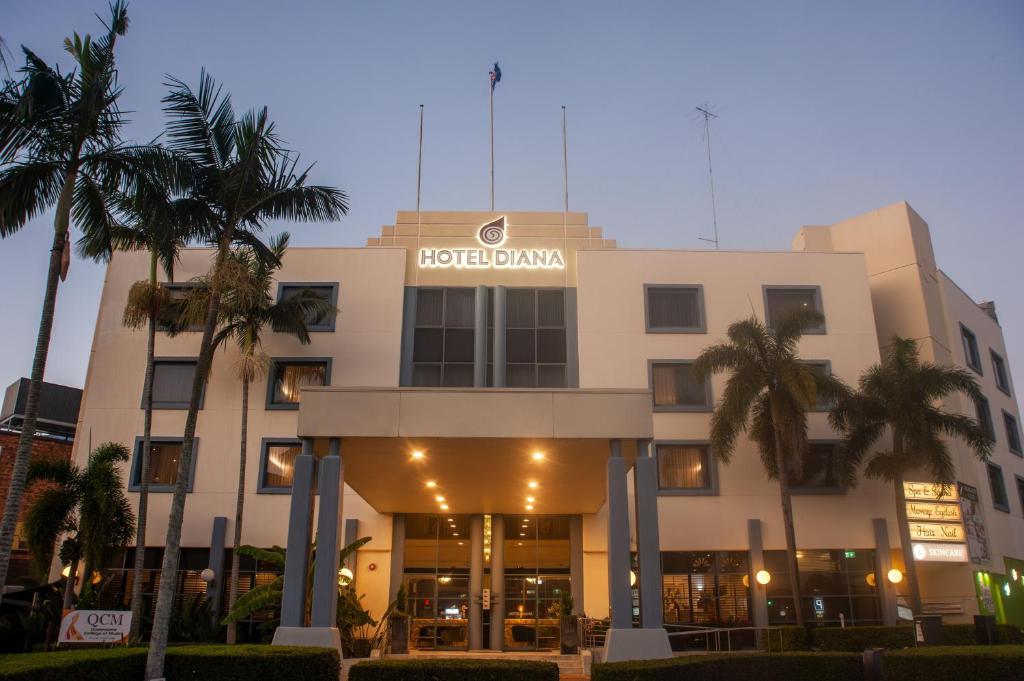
579,618,792,654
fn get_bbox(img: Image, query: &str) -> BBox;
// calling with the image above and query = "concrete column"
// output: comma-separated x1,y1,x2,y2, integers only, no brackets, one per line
633,440,663,628
469,514,484,649
311,438,344,628
389,514,406,603
399,288,417,386
747,519,769,629
606,440,632,629
278,438,316,628
569,514,584,616
873,518,899,626
206,516,227,622
489,514,505,650
343,518,359,584
474,286,488,387
492,286,506,387
565,288,580,388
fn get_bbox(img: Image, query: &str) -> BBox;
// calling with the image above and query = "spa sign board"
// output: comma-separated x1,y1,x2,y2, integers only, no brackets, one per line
903,481,968,562
903,482,959,502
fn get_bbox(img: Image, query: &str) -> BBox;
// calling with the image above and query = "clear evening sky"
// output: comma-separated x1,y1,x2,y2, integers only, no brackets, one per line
1,1,1022,393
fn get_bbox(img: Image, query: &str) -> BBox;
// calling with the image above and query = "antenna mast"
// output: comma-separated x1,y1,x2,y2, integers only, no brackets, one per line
696,104,719,249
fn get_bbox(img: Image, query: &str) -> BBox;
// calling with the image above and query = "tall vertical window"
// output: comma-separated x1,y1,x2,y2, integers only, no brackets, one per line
802,361,833,410
764,286,825,332
960,324,982,374
1016,476,1024,516
662,552,750,626
413,288,475,387
644,285,705,333
506,289,567,388
790,443,841,491
266,359,330,408
150,359,201,409
988,463,1009,512
991,351,1011,395
975,395,996,442
277,283,337,331
650,362,711,410
656,444,714,493
1004,412,1022,456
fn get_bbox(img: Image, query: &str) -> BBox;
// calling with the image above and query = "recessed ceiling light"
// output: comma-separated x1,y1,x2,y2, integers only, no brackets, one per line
528,481,539,489
531,452,544,461
447,518,454,522
520,532,526,537
523,518,530,523
452,532,459,536
440,503,449,510
411,450,425,460
435,495,445,502
458,541,464,546
526,496,535,503
425,481,437,488
517,542,524,546
525,504,534,511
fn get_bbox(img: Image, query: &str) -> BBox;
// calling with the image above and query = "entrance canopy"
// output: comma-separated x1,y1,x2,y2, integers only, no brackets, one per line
297,387,652,514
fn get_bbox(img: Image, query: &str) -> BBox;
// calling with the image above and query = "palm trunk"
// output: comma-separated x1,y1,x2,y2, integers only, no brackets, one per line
769,396,805,627
893,474,923,613
62,556,79,611
225,373,250,644
129,284,158,640
146,235,232,681
0,170,76,600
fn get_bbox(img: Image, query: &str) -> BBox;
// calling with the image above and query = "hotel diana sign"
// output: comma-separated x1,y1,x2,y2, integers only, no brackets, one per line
418,216,566,270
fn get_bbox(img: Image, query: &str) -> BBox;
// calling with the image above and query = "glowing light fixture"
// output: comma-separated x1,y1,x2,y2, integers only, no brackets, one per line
526,496,535,503
742,574,750,588
755,570,771,585
61,565,71,578
866,573,877,587
629,570,637,587
411,450,425,460
425,481,437,488
440,503,449,510
338,567,354,586
528,481,539,489
532,451,544,461
1003,582,1011,597
435,495,445,502
525,504,534,511
1013,569,1020,581
887,569,904,584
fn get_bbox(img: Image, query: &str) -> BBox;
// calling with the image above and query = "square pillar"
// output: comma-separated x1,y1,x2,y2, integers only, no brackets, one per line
633,440,665,629
569,514,584,616
276,438,316,629
492,286,506,387
310,438,344,628
469,514,484,649
488,514,506,650
388,514,405,603
873,518,899,626
474,286,488,387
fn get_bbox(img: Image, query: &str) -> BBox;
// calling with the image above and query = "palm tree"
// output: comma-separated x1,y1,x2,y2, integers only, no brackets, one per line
209,233,334,643
23,442,135,610
144,72,348,680
694,309,848,627
0,1,163,597
830,336,992,613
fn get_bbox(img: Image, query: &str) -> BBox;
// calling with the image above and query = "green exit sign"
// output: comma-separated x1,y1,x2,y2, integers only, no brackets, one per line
844,551,857,559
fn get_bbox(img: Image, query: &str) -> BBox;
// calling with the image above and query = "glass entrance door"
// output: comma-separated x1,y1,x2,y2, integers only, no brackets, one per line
504,515,571,650
403,514,470,650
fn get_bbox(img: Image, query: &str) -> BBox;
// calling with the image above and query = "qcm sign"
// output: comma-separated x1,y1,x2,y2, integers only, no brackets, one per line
58,609,132,644
418,216,566,270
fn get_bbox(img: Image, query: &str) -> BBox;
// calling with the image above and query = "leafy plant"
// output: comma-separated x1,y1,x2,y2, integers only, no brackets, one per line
168,594,222,643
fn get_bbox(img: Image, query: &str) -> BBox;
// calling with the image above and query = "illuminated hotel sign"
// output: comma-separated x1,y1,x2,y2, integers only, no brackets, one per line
418,216,565,270
903,482,968,563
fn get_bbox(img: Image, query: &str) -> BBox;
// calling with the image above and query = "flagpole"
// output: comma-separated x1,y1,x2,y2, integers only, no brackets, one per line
561,106,569,287
489,71,495,211
415,104,424,286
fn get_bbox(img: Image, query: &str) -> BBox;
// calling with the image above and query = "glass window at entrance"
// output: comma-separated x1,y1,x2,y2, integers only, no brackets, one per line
763,549,881,625
413,288,476,387
662,551,750,626
504,515,571,650
402,514,471,649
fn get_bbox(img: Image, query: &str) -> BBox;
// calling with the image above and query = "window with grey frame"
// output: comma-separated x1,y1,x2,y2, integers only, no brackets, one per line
987,463,1009,512
802,361,833,410
150,359,200,409
259,440,318,492
651,362,711,410
991,351,1011,395
412,288,475,387
645,285,705,333
267,359,329,408
505,288,567,388
1017,476,1024,516
656,443,713,492
975,395,996,442
277,283,337,331
764,286,825,333
790,442,841,491
130,439,192,491
960,324,982,374
1004,411,1022,455
157,283,203,332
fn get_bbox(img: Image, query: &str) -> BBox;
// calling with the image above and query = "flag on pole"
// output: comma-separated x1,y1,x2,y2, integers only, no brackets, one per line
490,62,501,91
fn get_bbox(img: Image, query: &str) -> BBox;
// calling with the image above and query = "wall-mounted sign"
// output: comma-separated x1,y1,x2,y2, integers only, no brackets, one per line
903,482,958,502
958,482,990,565
418,216,565,270
482,587,491,611
909,522,966,542
911,542,968,563
58,610,131,644
906,501,962,522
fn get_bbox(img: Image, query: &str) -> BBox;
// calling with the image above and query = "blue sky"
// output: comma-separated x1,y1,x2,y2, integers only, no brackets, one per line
2,1,1022,391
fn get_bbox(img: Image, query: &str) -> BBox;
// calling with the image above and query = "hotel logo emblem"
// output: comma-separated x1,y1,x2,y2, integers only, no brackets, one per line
478,216,507,246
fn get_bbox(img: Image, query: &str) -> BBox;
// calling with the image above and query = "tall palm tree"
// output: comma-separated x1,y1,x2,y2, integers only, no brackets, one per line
144,72,348,680
207,233,334,643
0,1,163,597
694,309,847,627
830,336,992,613
23,441,135,610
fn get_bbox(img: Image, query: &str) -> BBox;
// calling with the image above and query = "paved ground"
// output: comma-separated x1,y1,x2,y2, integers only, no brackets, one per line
342,650,587,680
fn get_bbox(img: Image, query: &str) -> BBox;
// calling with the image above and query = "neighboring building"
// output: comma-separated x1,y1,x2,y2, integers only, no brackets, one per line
69,203,1023,651
0,378,81,588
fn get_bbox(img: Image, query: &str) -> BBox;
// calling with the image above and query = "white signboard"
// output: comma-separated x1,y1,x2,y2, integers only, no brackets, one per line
58,610,132,644
418,216,565,271
911,542,969,563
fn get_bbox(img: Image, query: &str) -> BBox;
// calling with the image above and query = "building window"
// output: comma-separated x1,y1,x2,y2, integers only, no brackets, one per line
413,288,476,387
790,442,841,492
277,283,338,332
266,359,330,409
802,361,833,410
991,351,1011,395
650,362,711,411
987,463,1009,512
765,549,880,625
656,444,714,493
764,286,825,333
157,283,203,332
1016,476,1024,516
258,440,319,493
148,358,201,409
1004,412,1022,456
130,438,197,492
662,552,750,626
975,395,996,442
960,324,982,374
644,285,705,333
505,288,567,388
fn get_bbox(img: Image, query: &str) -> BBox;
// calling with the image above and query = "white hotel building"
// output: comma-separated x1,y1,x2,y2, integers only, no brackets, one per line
70,201,1024,654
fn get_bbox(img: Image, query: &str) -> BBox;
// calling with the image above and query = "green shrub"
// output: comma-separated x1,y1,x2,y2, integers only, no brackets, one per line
349,659,559,681
883,645,1024,681
592,652,862,681
0,644,339,681
761,625,808,651
942,623,1023,645
775,623,1024,652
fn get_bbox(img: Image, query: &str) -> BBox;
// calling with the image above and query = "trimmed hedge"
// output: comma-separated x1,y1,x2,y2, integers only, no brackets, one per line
592,652,862,681
883,645,1024,681
767,623,1024,651
0,644,339,681
349,659,559,681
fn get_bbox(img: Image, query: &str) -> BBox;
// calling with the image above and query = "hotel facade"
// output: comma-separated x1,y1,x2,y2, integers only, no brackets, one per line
69,202,1024,653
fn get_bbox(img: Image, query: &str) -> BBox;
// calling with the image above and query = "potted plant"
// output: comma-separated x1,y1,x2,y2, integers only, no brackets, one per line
388,585,410,654
553,590,579,654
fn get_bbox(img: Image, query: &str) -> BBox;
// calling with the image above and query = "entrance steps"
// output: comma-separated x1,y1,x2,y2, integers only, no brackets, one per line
392,650,587,679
